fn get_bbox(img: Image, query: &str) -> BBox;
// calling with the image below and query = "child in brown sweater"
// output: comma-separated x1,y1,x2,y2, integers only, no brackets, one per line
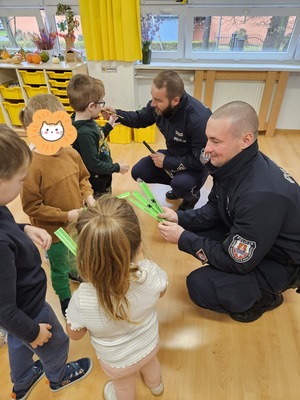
20,94,95,316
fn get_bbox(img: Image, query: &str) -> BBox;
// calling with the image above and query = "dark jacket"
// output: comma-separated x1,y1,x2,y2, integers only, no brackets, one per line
0,206,46,342
116,91,211,173
178,141,300,274
71,116,120,175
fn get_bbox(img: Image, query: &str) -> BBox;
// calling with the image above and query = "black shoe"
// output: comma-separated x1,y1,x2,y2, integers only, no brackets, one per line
178,198,198,211
60,298,70,318
166,190,179,200
68,273,83,284
230,291,284,323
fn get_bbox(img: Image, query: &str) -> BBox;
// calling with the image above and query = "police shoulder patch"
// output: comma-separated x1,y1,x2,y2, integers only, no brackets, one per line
196,248,208,264
228,235,256,263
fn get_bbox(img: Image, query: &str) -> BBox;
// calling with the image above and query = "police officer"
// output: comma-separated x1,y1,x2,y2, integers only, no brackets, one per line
103,70,212,211
158,101,300,322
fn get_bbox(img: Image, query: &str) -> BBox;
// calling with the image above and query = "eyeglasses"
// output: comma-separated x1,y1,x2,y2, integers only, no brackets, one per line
95,100,105,107
85,100,106,109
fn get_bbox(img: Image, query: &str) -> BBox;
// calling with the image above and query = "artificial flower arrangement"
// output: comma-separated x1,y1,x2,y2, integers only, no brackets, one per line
140,13,162,45
56,3,80,43
28,28,56,50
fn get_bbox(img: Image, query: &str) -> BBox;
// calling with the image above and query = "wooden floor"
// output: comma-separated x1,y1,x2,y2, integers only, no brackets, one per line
1,132,300,400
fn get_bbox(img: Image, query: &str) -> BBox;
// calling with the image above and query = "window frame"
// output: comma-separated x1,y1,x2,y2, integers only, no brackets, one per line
141,4,300,62
0,8,45,50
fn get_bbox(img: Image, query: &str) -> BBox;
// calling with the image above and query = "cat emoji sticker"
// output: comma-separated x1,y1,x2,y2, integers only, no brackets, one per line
27,109,77,155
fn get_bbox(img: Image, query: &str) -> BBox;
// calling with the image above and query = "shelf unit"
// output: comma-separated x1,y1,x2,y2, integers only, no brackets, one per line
0,61,87,135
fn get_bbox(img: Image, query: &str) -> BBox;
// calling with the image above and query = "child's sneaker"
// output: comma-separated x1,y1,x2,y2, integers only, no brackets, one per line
68,272,83,283
0,329,7,347
49,357,93,392
103,381,117,400
60,297,70,318
11,359,44,400
150,380,164,396
43,251,50,265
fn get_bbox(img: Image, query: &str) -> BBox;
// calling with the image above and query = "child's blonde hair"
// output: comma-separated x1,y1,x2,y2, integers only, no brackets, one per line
0,124,32,179
67,74,105,112
74,194,141,322
19,94,65,129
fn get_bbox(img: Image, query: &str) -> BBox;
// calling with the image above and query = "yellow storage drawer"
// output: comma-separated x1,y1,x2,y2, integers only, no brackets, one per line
47,71,72,80
95,117,107,127
51,87,67,97
57,96,70,105
108,125,132,144
48,79,70,88
24,85,49,98
0,81,23,100
0,107,5,123
133,124,156,143
19,70,46,85
3,101,25,126
65,105,74,114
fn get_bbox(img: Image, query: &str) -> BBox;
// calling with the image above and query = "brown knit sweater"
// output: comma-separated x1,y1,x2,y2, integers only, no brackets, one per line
21,147,93,242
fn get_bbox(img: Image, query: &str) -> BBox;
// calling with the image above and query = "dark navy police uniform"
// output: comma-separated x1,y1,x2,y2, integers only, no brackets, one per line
116,92,212,201
176,140,300,313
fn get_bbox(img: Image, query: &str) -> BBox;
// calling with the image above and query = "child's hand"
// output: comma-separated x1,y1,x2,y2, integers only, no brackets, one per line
30,323,52,348
67,208,82,221
108,114,120,128
24,225,52,251
101,106,116,120
118,162,129,174
85,195,96,208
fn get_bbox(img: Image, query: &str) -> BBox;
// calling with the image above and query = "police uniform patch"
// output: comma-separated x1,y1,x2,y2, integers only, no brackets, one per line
196,248,208,264
229,235,256,263
177,163,186,171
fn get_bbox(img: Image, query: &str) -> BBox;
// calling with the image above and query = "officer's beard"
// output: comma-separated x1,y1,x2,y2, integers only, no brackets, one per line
155,102,176,118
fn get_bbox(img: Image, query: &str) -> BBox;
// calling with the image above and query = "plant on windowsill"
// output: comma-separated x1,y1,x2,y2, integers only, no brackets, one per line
140,14,162,64
56,3,80,50
28,28,56,51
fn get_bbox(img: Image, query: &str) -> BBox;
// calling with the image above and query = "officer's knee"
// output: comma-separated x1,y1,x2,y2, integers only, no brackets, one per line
186,269,207,307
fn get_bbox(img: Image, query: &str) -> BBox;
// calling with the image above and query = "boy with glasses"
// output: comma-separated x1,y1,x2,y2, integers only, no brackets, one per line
67,74,129,197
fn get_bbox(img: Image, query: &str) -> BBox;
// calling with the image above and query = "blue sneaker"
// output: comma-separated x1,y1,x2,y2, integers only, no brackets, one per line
49,357,93,392
11,360,44,400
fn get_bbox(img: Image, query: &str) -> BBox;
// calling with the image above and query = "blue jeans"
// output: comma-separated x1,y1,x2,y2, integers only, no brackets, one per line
8,302,69,391
131,150,208,201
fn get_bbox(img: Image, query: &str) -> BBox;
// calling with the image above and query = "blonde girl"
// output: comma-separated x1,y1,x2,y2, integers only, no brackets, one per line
66,194,168,400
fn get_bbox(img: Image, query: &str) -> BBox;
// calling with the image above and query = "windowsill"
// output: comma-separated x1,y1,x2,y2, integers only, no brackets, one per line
135,60,300,72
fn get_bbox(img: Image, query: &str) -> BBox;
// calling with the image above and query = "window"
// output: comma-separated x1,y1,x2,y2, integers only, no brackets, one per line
141,3,300,62
0,10,44,51
0,5,84,53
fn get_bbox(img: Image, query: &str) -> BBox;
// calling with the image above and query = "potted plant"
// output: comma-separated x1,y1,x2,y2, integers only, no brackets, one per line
28,28,56,51
140,14,162,64
56,3,80,50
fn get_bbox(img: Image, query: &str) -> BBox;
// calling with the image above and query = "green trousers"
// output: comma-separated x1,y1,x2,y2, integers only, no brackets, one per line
47,241,79,301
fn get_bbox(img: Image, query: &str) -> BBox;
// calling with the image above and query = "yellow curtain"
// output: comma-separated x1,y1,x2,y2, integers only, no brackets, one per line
79,0,142,62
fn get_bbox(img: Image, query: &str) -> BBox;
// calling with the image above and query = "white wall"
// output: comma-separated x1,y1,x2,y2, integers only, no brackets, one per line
277,73,300,130
88,61,300,131
87,61,136,110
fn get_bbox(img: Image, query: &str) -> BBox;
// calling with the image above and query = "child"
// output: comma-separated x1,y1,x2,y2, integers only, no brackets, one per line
67,74,129,197
20,94,95,317
0,124,92,400
66,195,168,400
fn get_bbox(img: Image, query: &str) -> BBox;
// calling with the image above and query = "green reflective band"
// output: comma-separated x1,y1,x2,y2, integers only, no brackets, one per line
54,227,77,256
132,191,158,211
117,191,131,199
139,181,164,214
128,197,164,222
